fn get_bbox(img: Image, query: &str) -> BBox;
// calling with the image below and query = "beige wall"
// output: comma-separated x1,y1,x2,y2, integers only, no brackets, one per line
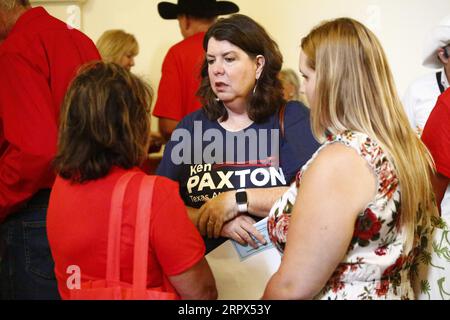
34,0,450,125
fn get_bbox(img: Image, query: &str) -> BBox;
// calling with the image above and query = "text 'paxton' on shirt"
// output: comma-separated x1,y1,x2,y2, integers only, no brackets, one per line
187,162,287,204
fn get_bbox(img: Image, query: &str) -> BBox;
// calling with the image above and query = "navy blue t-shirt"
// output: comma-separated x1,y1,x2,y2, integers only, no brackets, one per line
157,101,321,253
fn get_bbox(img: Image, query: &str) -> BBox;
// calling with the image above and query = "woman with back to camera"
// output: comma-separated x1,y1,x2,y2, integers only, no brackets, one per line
157,14,320,253
263,18,438,300
47,62,217,300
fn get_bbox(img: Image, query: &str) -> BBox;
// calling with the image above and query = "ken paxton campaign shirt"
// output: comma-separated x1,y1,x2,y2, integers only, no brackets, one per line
157,101,320,252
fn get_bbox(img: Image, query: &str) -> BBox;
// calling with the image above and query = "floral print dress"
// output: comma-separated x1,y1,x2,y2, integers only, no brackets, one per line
268,131,426,300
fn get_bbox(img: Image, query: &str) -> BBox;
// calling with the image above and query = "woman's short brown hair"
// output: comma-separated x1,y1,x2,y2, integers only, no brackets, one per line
54,62,153,183
197,14,285,123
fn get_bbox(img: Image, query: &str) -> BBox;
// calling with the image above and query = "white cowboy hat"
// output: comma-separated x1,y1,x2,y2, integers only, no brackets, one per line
423,14,450,69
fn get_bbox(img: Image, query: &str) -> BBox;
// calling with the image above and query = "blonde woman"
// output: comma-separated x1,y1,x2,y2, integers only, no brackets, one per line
279,68,301,102
263,18,437,300
96,29,139,71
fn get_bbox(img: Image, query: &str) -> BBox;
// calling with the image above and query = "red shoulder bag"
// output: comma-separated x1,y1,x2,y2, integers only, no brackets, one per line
70,172,179,300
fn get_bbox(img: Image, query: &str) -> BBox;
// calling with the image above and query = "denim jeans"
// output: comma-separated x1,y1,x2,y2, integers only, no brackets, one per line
0,190,60,300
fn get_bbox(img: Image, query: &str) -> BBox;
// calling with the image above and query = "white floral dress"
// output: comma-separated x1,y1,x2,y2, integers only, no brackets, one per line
268,131,429,300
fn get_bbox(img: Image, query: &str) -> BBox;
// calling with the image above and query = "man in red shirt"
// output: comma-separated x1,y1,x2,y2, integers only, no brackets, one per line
422,88,450,222
0,0,100,299
153,0,239,142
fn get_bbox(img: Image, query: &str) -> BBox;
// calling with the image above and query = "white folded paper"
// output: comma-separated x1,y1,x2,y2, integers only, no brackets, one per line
205,218,282,300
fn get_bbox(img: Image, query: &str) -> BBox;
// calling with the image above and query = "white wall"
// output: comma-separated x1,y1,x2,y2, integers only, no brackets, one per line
234,0,450,95
30,0,85,29
34,0,450,124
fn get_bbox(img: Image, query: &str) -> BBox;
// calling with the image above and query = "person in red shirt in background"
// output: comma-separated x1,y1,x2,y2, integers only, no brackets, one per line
48,62,216,300
0,0,100,299
422,87,450,221
153,0,239,142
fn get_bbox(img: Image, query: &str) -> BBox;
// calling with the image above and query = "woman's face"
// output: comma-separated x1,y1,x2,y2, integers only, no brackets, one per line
207,38,264,110
120,52,136,71
279,75,296,100
299,50,316,107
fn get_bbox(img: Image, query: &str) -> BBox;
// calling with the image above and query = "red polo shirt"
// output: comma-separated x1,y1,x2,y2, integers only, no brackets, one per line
0,7,100,221
422,88,450,178
152,32,205,122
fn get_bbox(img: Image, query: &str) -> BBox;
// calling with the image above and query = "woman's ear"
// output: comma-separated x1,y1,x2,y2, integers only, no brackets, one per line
185,15,192,30
255,55,266,80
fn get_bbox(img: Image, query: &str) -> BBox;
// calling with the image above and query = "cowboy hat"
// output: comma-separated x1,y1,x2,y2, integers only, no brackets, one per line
158,0,239,20
423,14,450,69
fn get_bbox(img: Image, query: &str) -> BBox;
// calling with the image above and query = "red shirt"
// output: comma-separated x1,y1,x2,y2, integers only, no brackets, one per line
152,32,205,121
422,88,450,178
47,167,205,300
0,7,100,221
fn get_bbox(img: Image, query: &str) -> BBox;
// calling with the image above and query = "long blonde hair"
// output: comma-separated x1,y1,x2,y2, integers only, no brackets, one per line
301,18,437,251
96,29,139,65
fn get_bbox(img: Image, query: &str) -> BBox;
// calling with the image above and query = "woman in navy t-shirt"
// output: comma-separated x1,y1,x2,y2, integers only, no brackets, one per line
157,15,320,253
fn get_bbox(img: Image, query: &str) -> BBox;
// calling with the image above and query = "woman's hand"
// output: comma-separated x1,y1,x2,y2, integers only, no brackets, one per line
221,215,267,249
197,191,239,238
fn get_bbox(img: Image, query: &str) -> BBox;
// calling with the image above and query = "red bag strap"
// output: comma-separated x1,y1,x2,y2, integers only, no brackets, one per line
106,172,140,283
132,175,156,294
